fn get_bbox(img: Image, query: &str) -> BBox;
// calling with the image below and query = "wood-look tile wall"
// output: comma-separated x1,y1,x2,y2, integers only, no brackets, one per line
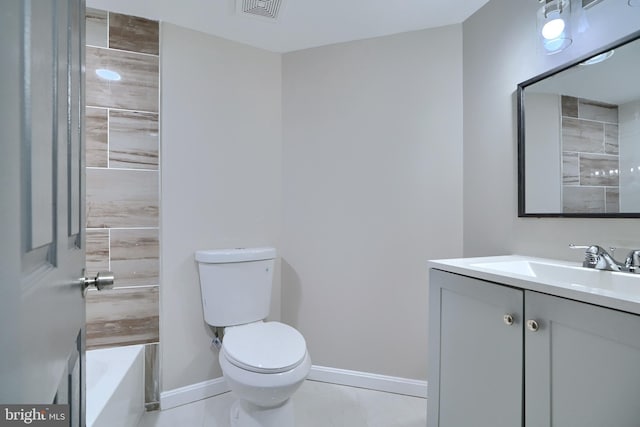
85,9,160,350
561,95,620,214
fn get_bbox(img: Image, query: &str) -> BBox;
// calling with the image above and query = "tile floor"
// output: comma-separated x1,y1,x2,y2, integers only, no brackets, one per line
138,380,427,427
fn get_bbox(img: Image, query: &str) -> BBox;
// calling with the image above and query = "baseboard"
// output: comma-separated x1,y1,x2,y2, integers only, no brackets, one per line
159,365,427,410
160,377,230,410
308,365,428,398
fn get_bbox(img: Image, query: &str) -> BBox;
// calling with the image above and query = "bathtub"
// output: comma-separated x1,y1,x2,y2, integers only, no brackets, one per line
86,345,145,427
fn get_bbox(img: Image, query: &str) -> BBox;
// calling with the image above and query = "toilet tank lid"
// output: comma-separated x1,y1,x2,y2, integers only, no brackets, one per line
195,247,277,263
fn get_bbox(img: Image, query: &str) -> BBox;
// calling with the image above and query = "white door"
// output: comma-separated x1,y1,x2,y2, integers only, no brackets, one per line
1,0,88,425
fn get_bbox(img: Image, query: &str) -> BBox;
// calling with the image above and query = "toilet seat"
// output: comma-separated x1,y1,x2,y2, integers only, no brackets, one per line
223,322,307,374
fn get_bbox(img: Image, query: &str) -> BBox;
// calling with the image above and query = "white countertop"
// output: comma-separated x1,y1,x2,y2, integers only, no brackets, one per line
428,255,640,316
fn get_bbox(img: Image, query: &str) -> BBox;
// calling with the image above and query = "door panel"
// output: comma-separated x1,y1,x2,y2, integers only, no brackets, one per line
1,2,86,425
428,270,523,427
525,291,640,427
25,0,57,252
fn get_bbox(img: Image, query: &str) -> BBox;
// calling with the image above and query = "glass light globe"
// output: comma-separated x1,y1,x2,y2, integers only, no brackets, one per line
542,18,565,40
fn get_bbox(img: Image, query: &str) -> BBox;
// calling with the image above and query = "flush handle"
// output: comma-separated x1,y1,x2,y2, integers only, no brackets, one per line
81,271,115,296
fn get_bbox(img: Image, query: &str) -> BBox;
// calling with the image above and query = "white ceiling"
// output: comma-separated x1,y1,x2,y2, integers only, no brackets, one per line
86,0,491,52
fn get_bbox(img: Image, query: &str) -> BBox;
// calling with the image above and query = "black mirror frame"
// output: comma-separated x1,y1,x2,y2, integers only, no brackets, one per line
517,30,640,218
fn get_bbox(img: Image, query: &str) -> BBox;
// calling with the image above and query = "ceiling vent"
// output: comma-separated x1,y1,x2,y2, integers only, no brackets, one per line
238,0,285,20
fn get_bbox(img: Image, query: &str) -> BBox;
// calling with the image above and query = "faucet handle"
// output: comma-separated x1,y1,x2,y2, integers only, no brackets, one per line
569,244,590,249
569,244,599,268
625,250,640,273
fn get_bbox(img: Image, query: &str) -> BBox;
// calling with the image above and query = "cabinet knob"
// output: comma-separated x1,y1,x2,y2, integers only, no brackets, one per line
503,314,514,326
526,319,539,332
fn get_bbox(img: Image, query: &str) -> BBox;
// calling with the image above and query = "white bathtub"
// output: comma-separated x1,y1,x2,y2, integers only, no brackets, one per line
86,345,145,427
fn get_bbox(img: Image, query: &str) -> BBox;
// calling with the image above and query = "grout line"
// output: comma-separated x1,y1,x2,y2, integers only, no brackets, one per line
87,227,159,231
87,44,160,58
86,105,159,115
106,11,109,48
106,108,110,169
108,228,111,272
86,166,159,172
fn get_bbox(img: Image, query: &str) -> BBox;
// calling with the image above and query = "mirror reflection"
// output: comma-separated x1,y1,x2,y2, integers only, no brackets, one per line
519,33,640,217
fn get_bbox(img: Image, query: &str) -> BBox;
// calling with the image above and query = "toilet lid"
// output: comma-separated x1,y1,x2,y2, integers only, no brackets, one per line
223,322,307,374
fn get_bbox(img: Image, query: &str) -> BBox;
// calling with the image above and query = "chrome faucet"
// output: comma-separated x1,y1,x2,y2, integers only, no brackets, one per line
570,244,640,273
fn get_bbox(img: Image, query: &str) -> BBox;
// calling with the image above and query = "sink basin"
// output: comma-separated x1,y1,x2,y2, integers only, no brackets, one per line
429,255,640,314
470,259,640,297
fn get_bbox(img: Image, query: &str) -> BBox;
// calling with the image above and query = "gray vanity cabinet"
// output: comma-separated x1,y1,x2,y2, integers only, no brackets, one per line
429,269,640,427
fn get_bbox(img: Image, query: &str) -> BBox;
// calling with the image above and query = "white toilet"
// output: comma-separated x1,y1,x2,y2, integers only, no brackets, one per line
195,247,311,427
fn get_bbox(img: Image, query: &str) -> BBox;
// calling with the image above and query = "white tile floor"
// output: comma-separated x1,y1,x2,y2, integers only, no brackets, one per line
138,380,427,427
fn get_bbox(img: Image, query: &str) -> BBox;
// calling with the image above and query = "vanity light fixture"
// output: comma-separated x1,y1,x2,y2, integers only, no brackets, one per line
537,0,572,54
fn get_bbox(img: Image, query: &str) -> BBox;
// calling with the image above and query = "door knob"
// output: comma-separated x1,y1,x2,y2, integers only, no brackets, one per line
81,271,115,296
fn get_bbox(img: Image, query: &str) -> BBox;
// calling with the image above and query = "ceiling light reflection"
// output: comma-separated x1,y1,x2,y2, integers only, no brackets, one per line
96,69,122,81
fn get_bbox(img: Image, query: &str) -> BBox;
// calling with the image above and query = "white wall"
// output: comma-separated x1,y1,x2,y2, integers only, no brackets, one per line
282,26,464,380
524,93,562,213
619,100,640,212
160,23,282,391
463,0,640,259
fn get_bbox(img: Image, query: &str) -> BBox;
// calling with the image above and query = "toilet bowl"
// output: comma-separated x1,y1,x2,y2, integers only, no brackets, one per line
219,322,311,427
195,248,311,427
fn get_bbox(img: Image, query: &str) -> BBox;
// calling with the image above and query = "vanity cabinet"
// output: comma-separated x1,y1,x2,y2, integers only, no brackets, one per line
428,269,640,427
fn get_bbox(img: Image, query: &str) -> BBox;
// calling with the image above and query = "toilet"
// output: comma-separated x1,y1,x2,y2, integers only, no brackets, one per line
195,247,311,427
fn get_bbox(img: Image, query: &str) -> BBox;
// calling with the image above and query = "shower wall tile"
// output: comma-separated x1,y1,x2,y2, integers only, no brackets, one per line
560,96,619,214
606,188,620,214
579,99,618,123
86,229,109,274
109,13,159,55
86,107,108,167
86,168,159,228
561,95,578,118
86,46,159,112
605,124,619,155
86,8,107,48
109,111,159,169
563,186,605,213
563,152,579,185
86,286,159,349
562,117,604,153
579,154,619,186
110,229,159,287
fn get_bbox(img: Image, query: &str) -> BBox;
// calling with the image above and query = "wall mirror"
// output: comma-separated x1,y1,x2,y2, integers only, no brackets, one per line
518,31,640,217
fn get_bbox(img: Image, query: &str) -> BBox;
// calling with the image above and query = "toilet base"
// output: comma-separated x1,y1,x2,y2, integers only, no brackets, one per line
230,398,294,427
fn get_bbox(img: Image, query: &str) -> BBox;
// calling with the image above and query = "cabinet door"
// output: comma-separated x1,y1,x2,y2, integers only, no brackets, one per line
525,291,640,427
428,270,523,427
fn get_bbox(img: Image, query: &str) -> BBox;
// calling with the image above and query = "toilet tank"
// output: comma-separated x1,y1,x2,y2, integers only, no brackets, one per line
195,247,276,327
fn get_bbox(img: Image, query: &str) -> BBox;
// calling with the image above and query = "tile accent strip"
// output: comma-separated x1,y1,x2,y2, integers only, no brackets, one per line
85,9,160,350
